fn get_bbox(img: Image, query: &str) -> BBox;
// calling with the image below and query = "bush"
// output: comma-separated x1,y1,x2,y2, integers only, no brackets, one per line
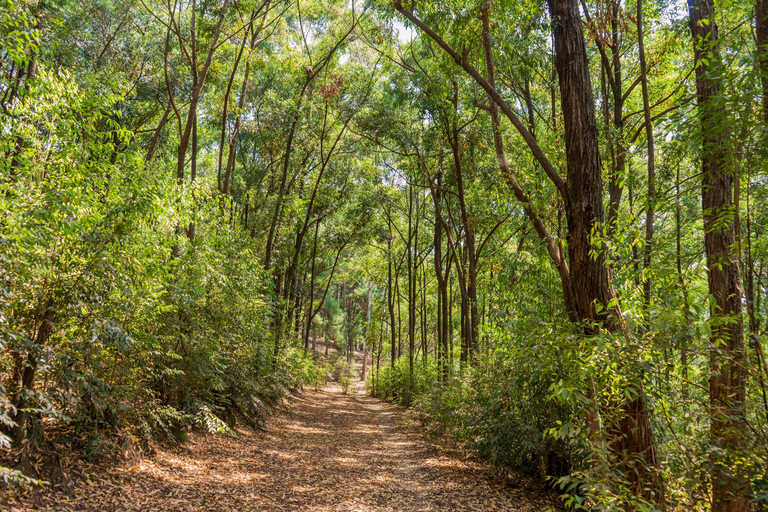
0,77,321,460
368,329,579,480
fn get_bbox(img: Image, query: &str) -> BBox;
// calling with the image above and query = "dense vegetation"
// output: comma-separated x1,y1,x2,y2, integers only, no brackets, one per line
1,0,767,510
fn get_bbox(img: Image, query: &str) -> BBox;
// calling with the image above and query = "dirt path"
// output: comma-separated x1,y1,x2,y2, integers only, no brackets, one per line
4,378,561,511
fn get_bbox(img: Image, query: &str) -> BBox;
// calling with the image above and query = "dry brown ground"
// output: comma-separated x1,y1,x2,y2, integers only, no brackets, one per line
1,347,562,512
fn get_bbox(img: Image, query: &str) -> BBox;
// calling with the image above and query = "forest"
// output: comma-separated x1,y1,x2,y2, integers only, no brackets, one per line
0,0,767,510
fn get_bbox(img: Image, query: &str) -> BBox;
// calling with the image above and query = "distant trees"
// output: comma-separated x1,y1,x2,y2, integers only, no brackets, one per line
374,0,767,509
1,0,767,508
0,0,370,465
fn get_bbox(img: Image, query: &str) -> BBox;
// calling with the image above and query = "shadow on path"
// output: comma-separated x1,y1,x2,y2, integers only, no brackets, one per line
11,369,561,511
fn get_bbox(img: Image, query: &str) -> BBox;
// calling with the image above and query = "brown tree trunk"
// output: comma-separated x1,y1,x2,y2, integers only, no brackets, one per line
448,124,477,361
145,108,170,162
10,295,55,445
388,226,397,368
688,1,749,510
638,0,656,323
441,256,451,380
407,180,416,378
421,260,428,367
547,0,617,328
607,0,626,235
547,0,663,505
303,220,320,352
432,174,445,380
449,276,453,368
757,0,768,122
431,172,452,382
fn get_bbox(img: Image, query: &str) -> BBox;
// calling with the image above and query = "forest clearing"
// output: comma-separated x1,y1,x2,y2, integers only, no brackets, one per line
1,0,767,510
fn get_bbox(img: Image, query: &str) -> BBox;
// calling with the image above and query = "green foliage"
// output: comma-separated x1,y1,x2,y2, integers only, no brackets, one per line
2,0,768,510
0,465,43,488
370,325,579,479
0,1,325,466
369,355,435,407
333,356,357,395
312,360,332,391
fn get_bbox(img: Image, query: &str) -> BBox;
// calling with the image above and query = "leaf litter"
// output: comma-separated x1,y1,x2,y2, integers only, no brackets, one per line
1,378,563,511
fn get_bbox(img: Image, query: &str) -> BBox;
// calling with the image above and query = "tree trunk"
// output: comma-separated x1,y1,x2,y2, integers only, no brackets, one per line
607,0,625,235
388,218,397,367
676,162,691,379
432,174,445,380
430,172,453,381
146,108,170,162
459,264,468,367
449,275,454,370
548,0,617,327
757,0,768,122
408,181,415,379
547,0,662,505
449,107,478,361
441,255,451,380
688,1,749,510
10,295,54,445
421,260,427,368
638,0,656,324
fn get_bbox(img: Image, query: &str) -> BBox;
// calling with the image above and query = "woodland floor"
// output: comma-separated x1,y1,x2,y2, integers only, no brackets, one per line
1,343,563,512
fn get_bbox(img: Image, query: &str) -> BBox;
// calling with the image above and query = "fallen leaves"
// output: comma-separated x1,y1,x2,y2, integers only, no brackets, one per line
1,377,563,511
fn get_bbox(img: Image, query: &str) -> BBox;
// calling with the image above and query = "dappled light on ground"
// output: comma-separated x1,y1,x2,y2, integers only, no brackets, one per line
8,379,561,511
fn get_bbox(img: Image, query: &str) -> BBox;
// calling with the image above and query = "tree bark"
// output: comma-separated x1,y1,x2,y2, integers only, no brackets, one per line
547,0,616,327
407,180,415,379
547,0,662,505
10,295,54,445
608,0,625,234
688,1,749,510
638,0,656,324
757,0,768,122
421,252,428,367
431,172,451,382
433,175,444,379
388,226,396,368
446,101,477,361
146,108,170,162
